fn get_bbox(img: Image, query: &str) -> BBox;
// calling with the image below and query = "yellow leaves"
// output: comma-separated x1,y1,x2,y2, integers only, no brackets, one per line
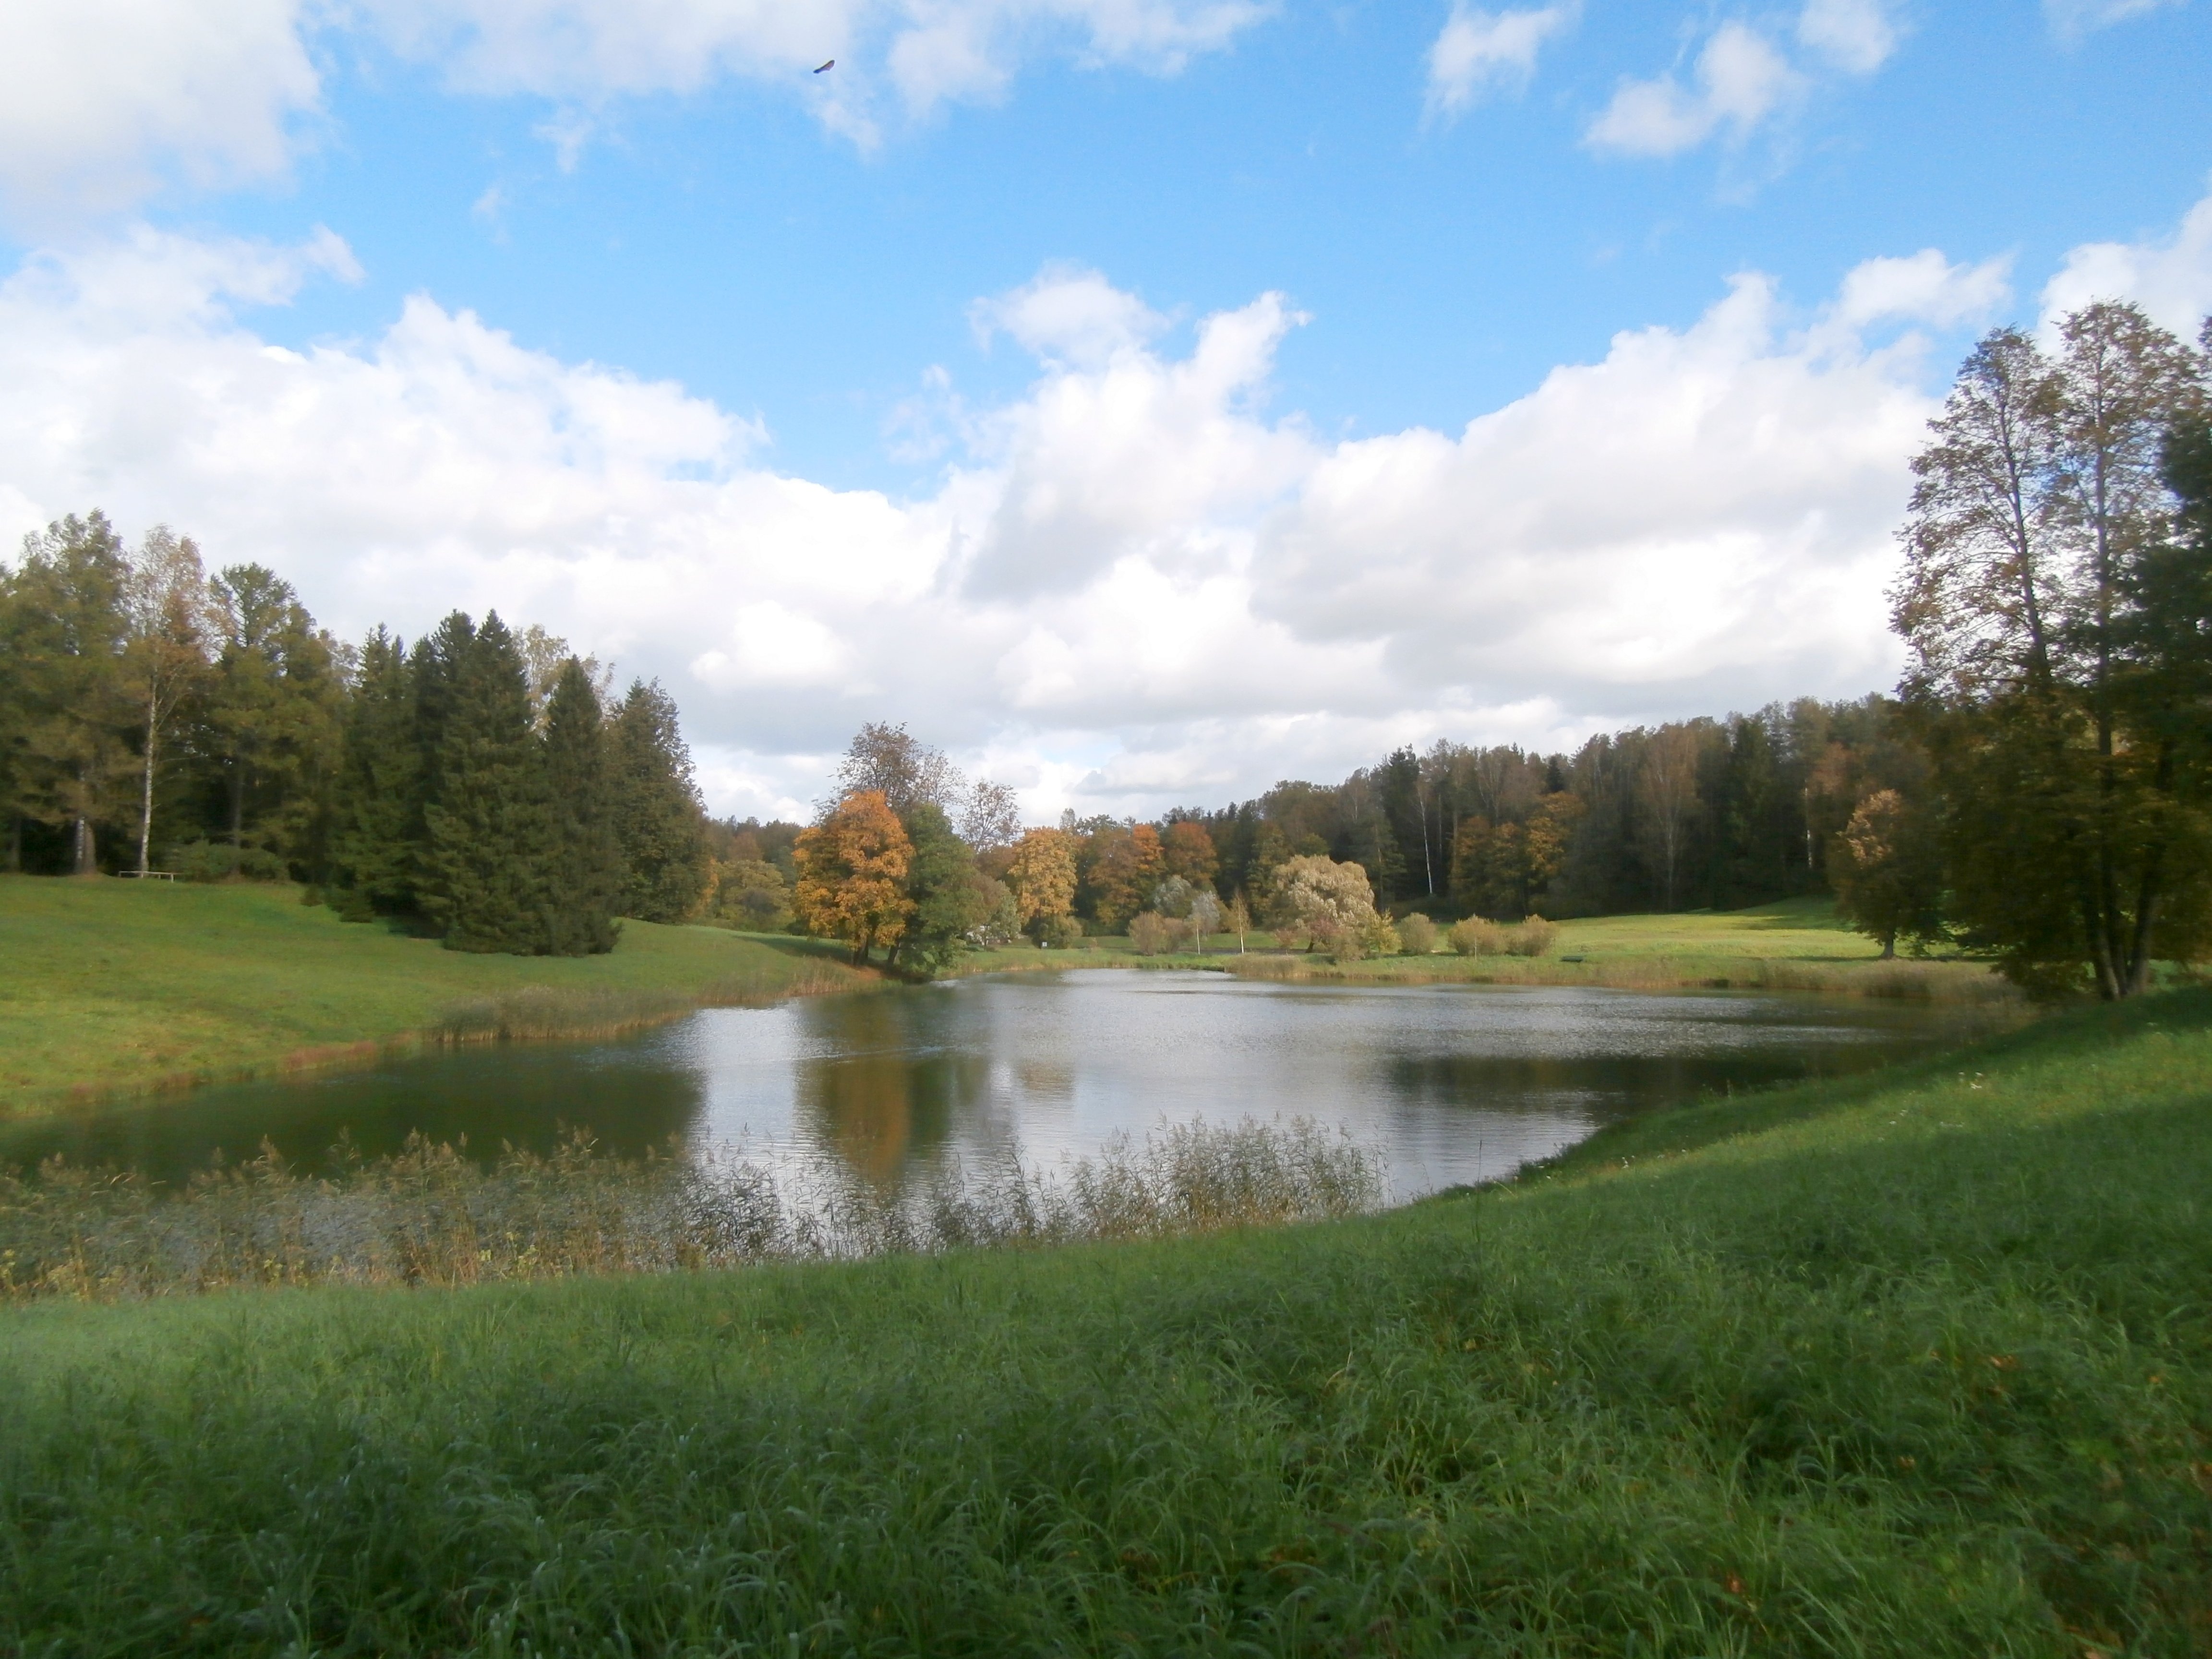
792,790,914,957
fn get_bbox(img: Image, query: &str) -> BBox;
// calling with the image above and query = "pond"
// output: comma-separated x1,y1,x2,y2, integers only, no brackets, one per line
1,972,1998,1202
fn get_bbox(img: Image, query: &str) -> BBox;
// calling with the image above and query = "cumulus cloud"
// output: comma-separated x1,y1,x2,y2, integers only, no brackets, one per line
2039,186,2212,334
1585,23,1802,157
0,0,320,227
1423,3,1577,120
1832,249,2012,329
23,192,2210,819
0,223,1975,821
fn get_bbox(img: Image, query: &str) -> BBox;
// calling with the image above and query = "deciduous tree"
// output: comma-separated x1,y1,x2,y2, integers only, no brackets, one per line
1005,827,1077,940
793,790,914,964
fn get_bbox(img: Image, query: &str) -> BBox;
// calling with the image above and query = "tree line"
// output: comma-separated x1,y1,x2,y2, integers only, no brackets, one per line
772,304,2210,998
0,519,708,953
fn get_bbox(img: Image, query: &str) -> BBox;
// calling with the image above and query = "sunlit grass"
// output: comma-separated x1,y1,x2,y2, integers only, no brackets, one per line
2,990,2207,1654
0,875,870,1113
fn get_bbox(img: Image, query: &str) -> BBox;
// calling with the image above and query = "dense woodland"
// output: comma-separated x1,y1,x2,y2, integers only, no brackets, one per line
0,525,709,954
3,301,2207,995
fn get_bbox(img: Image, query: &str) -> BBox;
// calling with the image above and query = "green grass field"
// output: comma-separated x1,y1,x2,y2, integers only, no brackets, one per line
3,989,2206,1655
964,899,2022,1001
0,876,867,1113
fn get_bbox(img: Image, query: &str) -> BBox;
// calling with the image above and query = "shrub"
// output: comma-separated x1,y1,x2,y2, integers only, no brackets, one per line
1129,912,1176,956
1037,914,1083,950
164,840,286,883
1506,916,1559,957
1396,914,1438,956
1450,917,1505,956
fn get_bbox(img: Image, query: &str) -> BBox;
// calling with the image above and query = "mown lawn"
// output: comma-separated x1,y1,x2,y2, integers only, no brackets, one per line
2,990,2206,1655
0,876,866,1111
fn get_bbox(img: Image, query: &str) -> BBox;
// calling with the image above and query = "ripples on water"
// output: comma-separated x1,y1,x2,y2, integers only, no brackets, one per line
1,973,1996,1202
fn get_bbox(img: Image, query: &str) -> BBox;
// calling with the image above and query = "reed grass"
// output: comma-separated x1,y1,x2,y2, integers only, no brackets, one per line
0,1117,1381,1302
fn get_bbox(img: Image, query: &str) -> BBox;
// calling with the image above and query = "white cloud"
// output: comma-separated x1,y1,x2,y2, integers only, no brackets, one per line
1832,249,2011,329
2039,187,2212,334
29,197,2204,819
0,0,320,227
2044,0,2187,42
1424,3,1576,120
1585,23,1802,158
1795,0,1898,73
969,263,1168,367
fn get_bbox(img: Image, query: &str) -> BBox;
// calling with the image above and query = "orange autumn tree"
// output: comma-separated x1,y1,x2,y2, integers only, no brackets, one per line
1083,822,1164,931
793,789,914,964
1160,819,1217,888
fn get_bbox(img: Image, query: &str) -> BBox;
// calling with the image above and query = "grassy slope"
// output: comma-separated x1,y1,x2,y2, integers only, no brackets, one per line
0,876,866,1111
3,991,2207,1656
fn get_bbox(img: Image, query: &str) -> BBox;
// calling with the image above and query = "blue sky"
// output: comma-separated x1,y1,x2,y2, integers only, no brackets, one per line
2,0,2209,817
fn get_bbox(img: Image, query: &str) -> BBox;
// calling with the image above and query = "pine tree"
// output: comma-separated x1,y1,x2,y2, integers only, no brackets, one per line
327,627,422,919
541,659,624,955
421,614,552,953
609,679,708,922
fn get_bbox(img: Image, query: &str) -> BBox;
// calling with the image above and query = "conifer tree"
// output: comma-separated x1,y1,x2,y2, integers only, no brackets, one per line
609,679,708,922
421,614,551,953
327,627,421,919
541,659,624,955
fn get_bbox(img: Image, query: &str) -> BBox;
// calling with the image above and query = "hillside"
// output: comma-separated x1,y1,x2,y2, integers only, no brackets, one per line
0,876,866,1111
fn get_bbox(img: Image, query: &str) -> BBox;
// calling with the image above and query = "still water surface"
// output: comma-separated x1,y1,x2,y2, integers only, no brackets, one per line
3,973,1994,1200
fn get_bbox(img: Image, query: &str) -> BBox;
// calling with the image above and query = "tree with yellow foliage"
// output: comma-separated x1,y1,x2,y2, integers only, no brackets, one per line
793,790,913,964
1004,827,1077,941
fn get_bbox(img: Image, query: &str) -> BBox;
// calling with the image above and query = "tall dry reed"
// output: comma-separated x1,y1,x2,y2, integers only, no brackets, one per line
0,1117,1380,1303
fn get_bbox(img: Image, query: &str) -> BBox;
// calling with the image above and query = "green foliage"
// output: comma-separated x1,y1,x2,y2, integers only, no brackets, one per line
421,614,553,954
161,838,287,883
3,995,2209,1652
610,680,709,923
540,661,624,956
1395,912,1437,955
326,626,422,915
889,801,992,977
1898,304,2211,997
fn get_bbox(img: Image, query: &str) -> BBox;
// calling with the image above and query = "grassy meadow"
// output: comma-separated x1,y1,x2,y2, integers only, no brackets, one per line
0,875,868,1114
964,898,2024,1002
3,989,2208,1654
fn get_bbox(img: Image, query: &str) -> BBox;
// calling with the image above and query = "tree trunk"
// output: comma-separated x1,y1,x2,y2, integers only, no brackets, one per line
74,811,96,876
139,701,158,876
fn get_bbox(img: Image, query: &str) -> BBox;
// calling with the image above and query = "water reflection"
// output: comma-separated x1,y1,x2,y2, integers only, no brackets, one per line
0,973,1997,1200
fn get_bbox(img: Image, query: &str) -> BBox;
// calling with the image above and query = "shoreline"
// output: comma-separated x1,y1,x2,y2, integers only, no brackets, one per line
5,955,877,1123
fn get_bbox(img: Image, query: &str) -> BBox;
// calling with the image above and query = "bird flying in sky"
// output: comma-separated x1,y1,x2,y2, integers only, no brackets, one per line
815,60,834,73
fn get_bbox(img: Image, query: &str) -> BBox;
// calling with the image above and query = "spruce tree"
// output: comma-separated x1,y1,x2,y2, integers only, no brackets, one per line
421,613,551,953
541,659,623,955
326,627,421,919
609,679,708,922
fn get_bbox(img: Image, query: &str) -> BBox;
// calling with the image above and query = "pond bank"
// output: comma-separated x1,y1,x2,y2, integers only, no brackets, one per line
0,876,871,1117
